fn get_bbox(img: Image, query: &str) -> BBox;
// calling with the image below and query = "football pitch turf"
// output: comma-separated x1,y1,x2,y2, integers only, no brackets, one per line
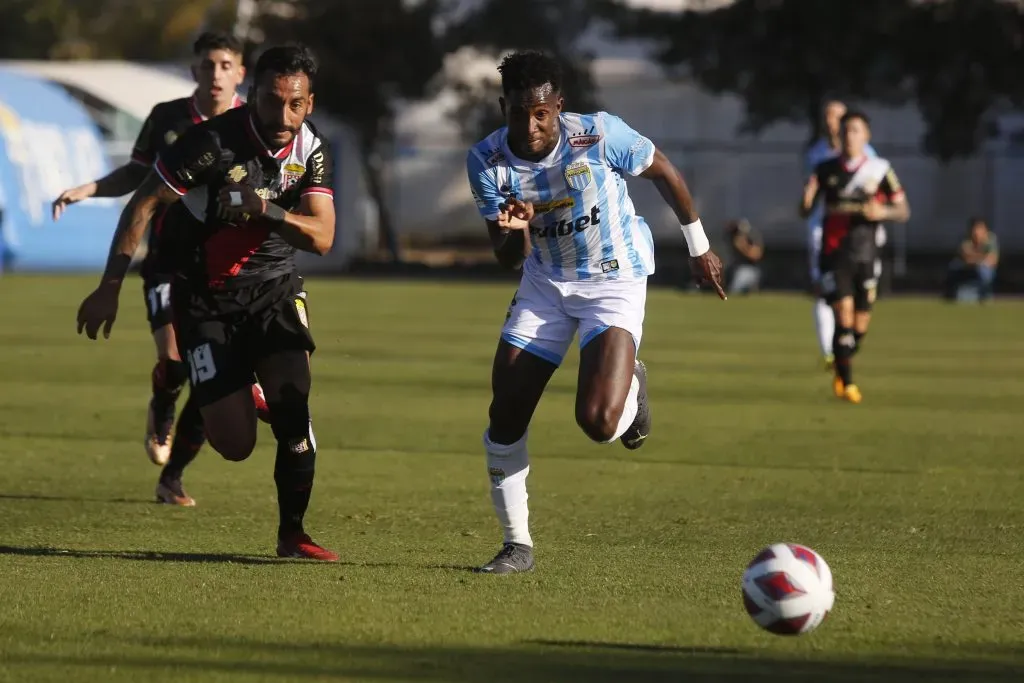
0,275,1021,682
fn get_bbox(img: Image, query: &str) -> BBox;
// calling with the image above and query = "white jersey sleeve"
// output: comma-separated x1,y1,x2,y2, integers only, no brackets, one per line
600,112,656,177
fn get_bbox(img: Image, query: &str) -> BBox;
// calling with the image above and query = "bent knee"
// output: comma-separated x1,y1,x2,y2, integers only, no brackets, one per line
207,429,256,462
576,401,622,443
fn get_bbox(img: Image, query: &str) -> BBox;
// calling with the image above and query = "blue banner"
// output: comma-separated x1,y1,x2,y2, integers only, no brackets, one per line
0,68,123,271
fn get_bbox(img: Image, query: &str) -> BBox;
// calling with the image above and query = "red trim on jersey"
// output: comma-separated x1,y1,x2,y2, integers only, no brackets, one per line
154,159,187,195
130,151,153,166
204,224,272,287
245,113,296,159
301,188,333,198
841,155,868,173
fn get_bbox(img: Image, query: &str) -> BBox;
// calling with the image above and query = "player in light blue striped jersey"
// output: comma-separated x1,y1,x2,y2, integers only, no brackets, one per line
466,51,726,574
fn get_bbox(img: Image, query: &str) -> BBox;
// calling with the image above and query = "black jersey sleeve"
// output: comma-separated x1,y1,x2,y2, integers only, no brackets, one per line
297,139,334,199
130,107,163,166
154,124,230,196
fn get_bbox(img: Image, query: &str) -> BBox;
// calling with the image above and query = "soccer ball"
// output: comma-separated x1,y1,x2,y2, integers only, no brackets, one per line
741,543,834,636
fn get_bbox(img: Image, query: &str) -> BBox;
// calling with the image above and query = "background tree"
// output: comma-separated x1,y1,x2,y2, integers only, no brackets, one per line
605,0,1024,159
258,0,446,261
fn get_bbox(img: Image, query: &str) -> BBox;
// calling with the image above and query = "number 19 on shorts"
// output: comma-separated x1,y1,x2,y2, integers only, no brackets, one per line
187,343,217,385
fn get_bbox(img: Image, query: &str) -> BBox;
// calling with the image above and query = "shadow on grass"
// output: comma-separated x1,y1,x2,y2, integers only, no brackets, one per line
4,635,1021,682
0,493,150,505
0,544,476,571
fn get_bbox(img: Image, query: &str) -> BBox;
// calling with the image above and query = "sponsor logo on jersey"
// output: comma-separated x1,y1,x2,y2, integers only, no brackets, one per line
227,164,247,182
564,160,592,191
530,206,601,238
486,148,506,166
533,197,575,214
568,133,601,148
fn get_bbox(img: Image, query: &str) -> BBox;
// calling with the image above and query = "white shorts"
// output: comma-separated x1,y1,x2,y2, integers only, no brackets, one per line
500,267,647,367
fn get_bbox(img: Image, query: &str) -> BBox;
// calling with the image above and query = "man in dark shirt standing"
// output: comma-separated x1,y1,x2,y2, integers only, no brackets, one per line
800,111,910,404
53,32,251,507
76,44,339,561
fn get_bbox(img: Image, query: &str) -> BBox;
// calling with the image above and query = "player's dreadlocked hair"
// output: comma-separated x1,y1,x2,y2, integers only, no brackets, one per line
193,31,244,57
254,43,318,91
497,51,563,95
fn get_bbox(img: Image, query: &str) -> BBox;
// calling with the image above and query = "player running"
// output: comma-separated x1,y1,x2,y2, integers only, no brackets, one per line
76,44,338,561
800,110,909,403
52,32,261,507
466,51,726,574
804,100,878,371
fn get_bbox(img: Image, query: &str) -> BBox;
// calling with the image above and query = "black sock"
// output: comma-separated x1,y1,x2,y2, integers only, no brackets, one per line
161,392,206,481
269,400,316,539
151,359,188,427
833,326,855,386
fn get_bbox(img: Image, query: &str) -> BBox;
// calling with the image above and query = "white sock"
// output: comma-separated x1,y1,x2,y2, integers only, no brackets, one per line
483,430,532,547
606,373,640,443
814,298,835,357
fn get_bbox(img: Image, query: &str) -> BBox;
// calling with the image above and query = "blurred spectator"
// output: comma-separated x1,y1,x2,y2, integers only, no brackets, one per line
724,218,764,295
945,217,998,302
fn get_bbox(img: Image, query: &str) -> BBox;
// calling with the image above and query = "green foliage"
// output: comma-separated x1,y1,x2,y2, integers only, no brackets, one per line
606,0,1024,159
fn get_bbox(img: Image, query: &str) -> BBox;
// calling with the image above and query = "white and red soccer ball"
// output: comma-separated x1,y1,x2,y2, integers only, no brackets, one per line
742,543,834,636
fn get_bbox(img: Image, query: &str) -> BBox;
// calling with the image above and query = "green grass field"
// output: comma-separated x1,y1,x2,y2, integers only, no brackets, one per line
0,275,1022,683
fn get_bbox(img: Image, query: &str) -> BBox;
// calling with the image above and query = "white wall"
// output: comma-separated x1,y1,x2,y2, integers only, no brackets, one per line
390,57,1023,253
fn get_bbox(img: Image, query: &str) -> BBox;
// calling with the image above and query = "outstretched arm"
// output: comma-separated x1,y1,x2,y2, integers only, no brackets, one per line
639,149,726,298
52,163,150,221
101,172,181,284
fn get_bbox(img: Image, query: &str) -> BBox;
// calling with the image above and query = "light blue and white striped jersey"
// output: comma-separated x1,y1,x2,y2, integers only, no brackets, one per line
466,111,657,282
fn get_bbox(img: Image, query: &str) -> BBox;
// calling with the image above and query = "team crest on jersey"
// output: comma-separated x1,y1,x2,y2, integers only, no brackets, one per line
227,164,247,182
564,161,592,192
282,162,305,190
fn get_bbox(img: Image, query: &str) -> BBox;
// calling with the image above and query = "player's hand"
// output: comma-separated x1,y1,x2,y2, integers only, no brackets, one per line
690,250,727,300
52,185,94,221
497,198,534,231
217,183,264,219
862,200,887,222
76,281,121,340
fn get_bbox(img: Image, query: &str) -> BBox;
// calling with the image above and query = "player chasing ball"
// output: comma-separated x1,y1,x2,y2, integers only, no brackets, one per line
800,110,910,403
52,32,269,507
76,44,339,560
466,51,726,574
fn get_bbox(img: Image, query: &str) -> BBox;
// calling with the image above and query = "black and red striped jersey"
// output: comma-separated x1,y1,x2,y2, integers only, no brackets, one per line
813,155,905,262
153,105,334,289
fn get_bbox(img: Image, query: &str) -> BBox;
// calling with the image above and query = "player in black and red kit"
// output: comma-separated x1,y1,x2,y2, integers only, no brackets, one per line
76,44,338,561
53,32,261,507
800,111,910,403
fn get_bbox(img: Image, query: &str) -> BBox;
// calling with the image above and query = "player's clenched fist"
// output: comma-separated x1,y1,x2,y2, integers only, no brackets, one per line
497,198,534,231
77,281,121,340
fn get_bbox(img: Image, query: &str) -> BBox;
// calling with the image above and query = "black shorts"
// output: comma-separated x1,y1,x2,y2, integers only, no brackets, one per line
172,273,314,407
142,275,175,332
820,253,880,312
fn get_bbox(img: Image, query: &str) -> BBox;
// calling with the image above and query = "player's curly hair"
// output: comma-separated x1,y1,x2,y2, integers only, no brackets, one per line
193,31,244,57
498,51,563,95
254,43,318,90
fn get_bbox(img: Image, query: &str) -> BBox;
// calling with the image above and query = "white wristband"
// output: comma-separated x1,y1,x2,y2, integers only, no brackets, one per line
680,218,710,257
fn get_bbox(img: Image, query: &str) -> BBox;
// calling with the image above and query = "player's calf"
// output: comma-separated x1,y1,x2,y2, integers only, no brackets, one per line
146,357,189,465
267,390,317,539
